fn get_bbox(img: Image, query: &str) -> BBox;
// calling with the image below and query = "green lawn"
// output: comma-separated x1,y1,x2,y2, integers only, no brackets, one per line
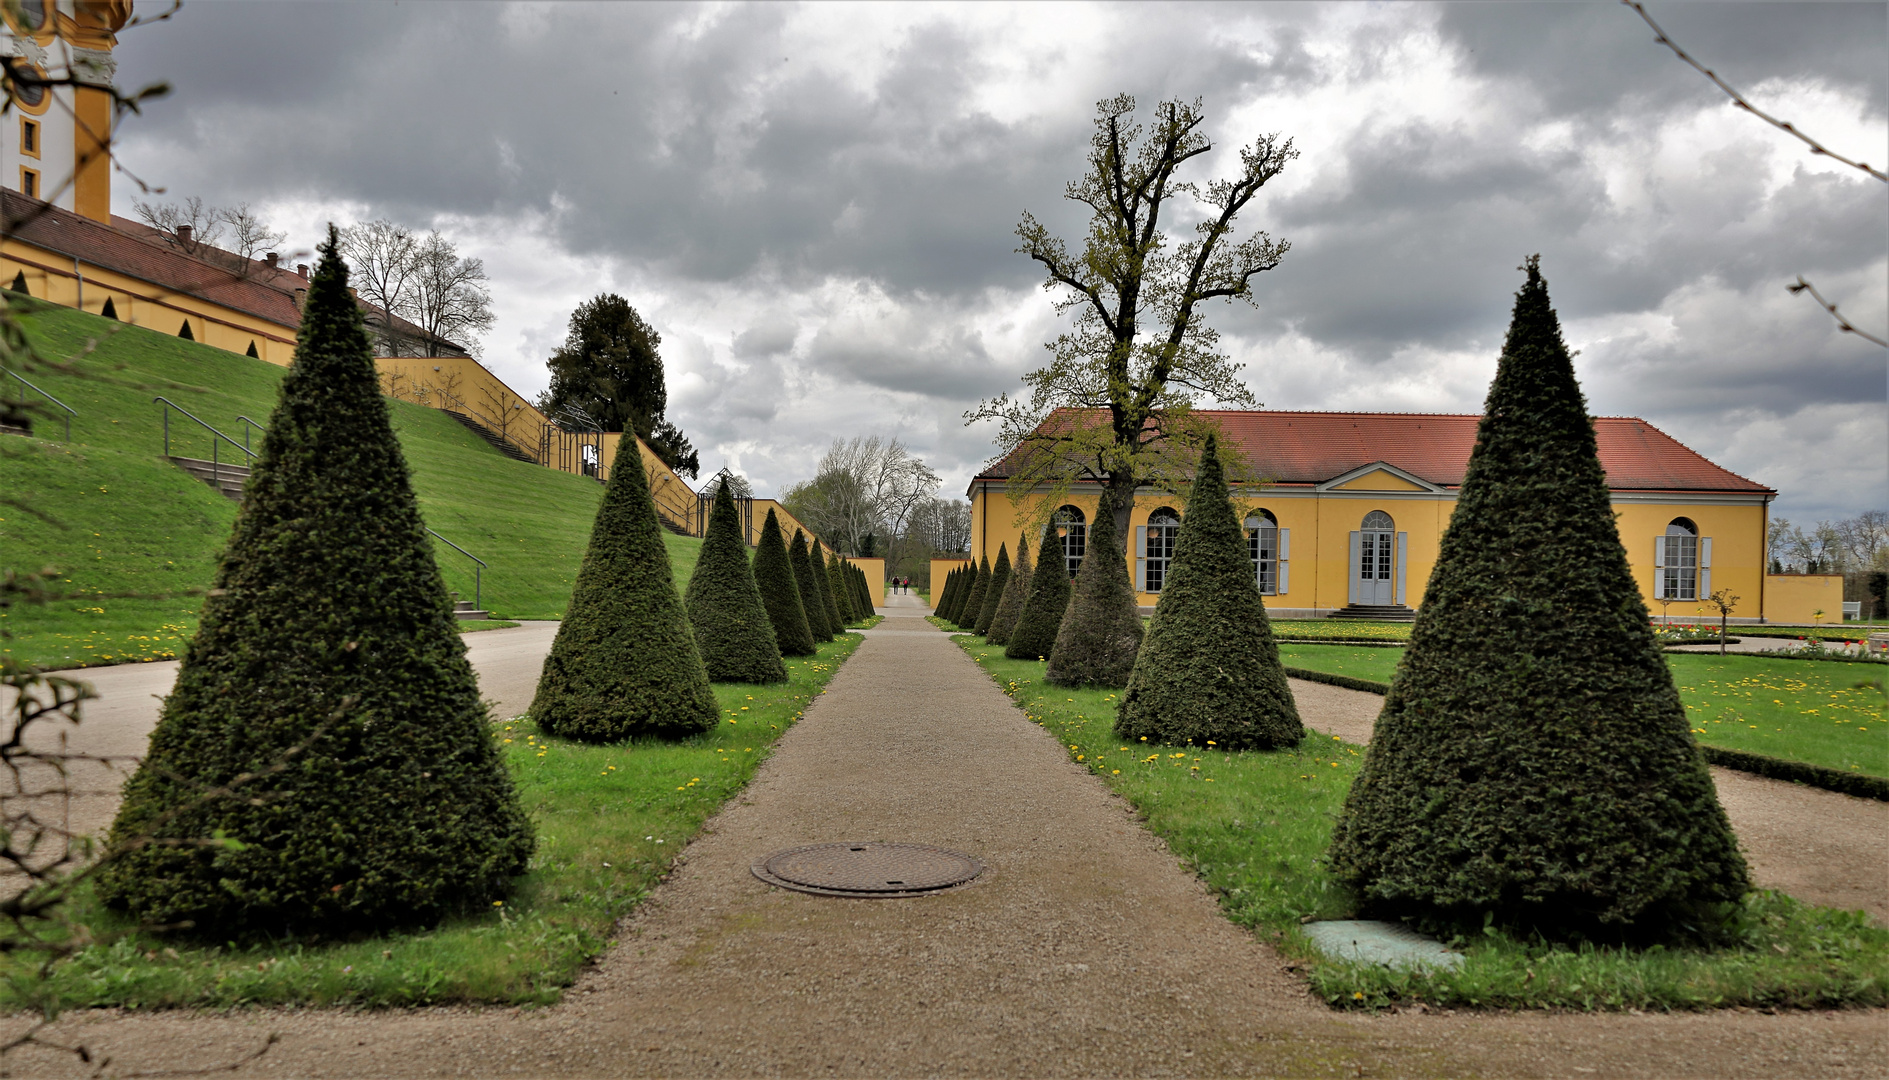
1279,644,1888,778
7,633,864,1011
0,300,682,669
955,640,1889,1011
1270,619,1412,642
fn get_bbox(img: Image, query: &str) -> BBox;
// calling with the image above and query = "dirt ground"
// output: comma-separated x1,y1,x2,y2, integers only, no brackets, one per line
4,597,1883,1078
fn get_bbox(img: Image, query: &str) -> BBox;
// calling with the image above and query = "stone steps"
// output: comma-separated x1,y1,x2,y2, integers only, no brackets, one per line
169,456,249,501
1329,603,1417,623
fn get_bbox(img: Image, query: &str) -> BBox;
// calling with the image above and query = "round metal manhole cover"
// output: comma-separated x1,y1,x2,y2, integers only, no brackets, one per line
752,842,984,898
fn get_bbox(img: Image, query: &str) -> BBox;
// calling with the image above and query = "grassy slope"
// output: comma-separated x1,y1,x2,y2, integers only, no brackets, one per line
956,640,1889,1011
1279,644,1887,777
1,301,698,667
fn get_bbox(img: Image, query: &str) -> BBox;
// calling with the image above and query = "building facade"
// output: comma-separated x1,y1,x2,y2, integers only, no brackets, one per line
967,410,1825,624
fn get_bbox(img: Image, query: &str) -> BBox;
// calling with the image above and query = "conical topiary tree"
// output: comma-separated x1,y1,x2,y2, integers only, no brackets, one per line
958,556,990,630
956,559,983,625
852,563,873,616
1046,491,1143,687
942,565,968,622
685,481,787,683
754,508,816,657
974,544,1011,636
823,547,855,626
529,434,719,744
1328,258,1748,939
98,230,534,935
987,535,1032,646
937,567,962,619
812,543,847,631
790,531,834,640
1007,522,1070,661
1116,435,1302,749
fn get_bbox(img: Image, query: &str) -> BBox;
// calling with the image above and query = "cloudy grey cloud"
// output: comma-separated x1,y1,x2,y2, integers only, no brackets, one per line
104,2,1884,523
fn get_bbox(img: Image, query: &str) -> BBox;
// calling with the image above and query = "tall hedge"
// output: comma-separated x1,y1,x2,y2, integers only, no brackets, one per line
754,509,816,657
1115,435,1302,749
684,481,787,683
98,231,534,935
974,544,1011,636
1007,522,1070,661
987,535,1032,646
1327,258,1748,938
823,547,855,626
790,531,834,640
1046,491,1143,687
529,424,719,744
958,556,990,630
811,543,847,631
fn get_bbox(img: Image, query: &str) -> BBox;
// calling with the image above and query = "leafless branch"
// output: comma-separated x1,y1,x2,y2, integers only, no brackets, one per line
1624,0,1887,183
1787,277,1889,348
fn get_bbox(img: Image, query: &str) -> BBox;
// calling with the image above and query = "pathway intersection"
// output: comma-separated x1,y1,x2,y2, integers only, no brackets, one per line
7,597,1884,1076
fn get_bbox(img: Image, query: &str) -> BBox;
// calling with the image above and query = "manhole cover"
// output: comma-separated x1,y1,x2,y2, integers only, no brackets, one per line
752,842,984,898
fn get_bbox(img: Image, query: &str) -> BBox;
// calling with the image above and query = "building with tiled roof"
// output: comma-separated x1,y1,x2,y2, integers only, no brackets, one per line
962,408,1819,623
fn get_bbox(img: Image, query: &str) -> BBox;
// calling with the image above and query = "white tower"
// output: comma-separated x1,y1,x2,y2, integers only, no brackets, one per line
2,0,130,222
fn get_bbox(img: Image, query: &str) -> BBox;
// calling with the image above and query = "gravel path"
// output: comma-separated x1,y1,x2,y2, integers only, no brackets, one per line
6,597,1883,1076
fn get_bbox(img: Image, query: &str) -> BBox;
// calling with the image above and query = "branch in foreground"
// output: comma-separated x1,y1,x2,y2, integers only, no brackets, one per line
1788,277,1889,348
1624,0,1887,183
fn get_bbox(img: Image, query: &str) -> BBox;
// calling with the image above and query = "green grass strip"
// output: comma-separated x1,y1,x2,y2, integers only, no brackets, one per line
4,634,864,1011
954,640,1889,1011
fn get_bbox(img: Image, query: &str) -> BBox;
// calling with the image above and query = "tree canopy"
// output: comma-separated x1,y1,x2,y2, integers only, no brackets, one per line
539,294,699,478
968,94,1295,533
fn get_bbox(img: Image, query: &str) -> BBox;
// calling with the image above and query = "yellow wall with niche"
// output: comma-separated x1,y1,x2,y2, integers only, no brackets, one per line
971,485,1775,618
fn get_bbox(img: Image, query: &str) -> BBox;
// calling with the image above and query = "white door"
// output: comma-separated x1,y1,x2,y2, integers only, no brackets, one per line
1355,510,1394,605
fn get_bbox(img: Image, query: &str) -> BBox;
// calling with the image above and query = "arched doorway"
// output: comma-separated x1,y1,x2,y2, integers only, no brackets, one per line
1353,510,1395,606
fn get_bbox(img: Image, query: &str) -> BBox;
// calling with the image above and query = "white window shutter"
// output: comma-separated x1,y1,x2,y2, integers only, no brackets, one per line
1396,532,1409,605
1348,531,1362,604
1134,526,1147,591
1700,537,1712,595
1653,536,1667,599
1278,529,1290,594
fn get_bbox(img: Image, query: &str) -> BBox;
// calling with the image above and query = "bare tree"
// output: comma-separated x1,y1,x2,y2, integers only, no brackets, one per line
968,94,1295,534
408,232,494,358
339,220,420,355
133,195,224,255
218,202,287,270
783,436,941,554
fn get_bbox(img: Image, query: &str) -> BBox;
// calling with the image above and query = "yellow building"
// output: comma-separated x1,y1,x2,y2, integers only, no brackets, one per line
969,410,1794,624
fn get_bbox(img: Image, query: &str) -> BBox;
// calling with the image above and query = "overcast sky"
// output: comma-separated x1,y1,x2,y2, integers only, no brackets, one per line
109,1,1886,523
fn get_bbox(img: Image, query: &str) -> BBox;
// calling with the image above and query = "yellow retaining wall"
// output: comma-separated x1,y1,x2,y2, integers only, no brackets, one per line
970,483,1770,617
1761,575,1845,625
850,557,887,608
929,557,972,607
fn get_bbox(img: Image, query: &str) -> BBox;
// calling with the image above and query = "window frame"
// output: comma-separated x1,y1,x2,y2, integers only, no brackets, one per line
18,117,38,159
19,166,39,200
1245,510,1279,595
1054,504,1086,579
1143,507,1181,593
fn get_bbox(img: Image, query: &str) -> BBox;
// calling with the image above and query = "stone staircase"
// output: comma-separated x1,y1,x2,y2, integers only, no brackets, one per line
169,456,249,501
445,410,538,465
453,599,488,621
1329,603,1417,623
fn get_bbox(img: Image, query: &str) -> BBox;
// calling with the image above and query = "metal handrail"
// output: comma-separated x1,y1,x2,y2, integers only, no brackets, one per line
5,368,75,442
234,415,266,454
154,396,255,494
427,528,486,612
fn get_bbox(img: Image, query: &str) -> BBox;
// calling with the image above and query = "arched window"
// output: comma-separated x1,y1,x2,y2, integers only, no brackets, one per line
1139,507,1181,593
1053,504,1086,579
1245,509,1279,595
1658,518,1701,602
1360,510,1394,583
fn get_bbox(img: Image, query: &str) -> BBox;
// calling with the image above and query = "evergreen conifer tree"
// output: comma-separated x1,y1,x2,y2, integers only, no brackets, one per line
943,565,968,622
1328,258,1747,938
1046,491,1143,687
974,544,1011,636
937,567,960,619
811,543,847,630
529,430,719,744
852,563,872,616
987,535,1032,646
790,531,834,640
99,230,534,934
958,556,990,630
685,482,788,683
1116,436,1302,749
1007,523,1070,661
823,547,856,625
754,509,816,657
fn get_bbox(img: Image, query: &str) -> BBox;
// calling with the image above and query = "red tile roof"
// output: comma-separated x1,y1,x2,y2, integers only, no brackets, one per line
2,191,466,354
978,409,1773,495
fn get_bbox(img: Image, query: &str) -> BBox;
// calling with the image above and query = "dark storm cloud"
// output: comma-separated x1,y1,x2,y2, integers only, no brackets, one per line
105,2,1885,519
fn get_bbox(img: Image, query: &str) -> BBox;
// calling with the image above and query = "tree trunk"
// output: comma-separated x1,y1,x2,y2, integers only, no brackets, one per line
1106,471,1136,537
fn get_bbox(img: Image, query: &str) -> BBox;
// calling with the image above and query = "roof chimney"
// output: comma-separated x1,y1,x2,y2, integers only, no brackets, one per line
264,252,278,268
176,224,192,244
296,264,308,279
